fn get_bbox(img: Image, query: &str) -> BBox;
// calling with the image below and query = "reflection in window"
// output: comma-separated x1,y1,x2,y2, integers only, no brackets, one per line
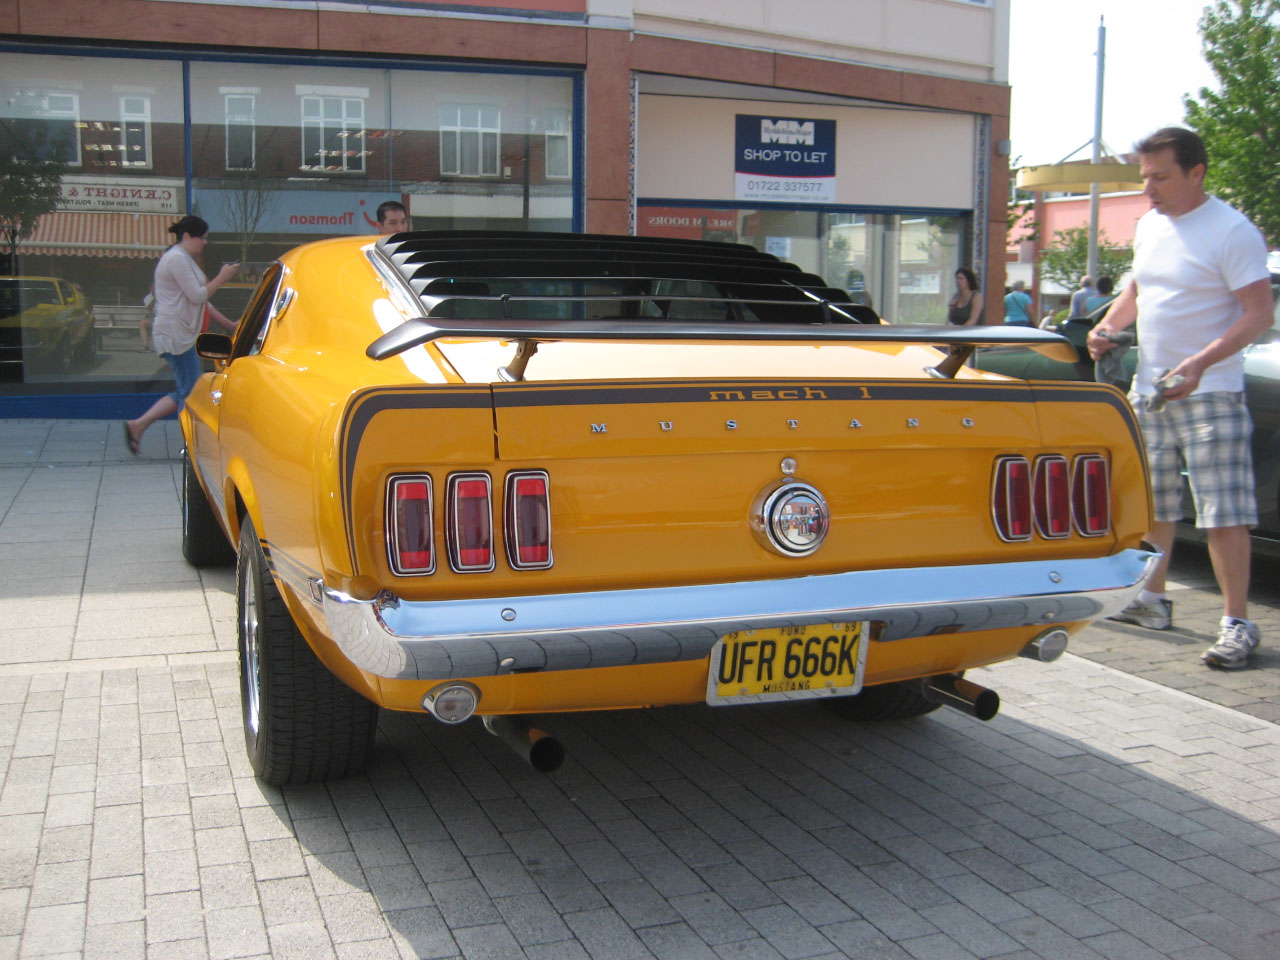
224,93,256,170
119,95,151,168
440,104,500,177
544,108,570,180
11,90,81,165
301,95,365,173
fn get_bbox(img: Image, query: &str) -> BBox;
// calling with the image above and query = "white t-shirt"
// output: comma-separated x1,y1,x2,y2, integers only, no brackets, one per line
1132,195,1269,395
151,243,210,356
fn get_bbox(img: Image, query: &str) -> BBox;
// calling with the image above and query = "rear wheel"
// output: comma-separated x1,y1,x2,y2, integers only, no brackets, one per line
237,519,379,785
181,451,235,566
823,678,942,721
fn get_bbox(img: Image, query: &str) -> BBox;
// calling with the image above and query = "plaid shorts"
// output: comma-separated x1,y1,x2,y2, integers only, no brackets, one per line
1131,391,1257,528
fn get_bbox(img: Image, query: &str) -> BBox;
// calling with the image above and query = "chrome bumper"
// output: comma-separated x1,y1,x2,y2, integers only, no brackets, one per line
321,548,1158,681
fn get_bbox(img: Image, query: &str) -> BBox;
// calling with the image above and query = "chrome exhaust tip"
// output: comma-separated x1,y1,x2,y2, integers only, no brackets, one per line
1020,627,1069,662
921,674,1000,721
483,715,565,773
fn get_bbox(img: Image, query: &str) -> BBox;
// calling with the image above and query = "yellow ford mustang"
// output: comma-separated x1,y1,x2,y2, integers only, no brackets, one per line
181,231,1156,785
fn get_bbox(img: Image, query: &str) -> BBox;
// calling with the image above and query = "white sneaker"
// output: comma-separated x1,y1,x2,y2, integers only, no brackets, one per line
1201,619,1260,670
1109,596,1172,630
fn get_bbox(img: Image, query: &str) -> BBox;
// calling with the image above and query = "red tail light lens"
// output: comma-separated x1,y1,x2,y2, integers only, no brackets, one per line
993,456,1032,542
1072,455,1111,536
505,471,553,570
447,473,494,572
386,476,434,575
1033,456,1071,539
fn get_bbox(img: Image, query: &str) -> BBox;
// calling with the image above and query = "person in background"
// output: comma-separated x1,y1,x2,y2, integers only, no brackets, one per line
123,216,239,455
1003,279,1033,325
1084,275,1116,316
947,268,983,326
1087,126,1272,669
376,200,409,235
1070,275,1096,317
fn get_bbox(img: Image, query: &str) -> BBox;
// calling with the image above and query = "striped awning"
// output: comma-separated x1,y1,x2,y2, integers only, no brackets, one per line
21,211,173,259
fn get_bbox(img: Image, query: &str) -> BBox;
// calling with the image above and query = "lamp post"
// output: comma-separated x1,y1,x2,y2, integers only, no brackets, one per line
1087,16,1105,282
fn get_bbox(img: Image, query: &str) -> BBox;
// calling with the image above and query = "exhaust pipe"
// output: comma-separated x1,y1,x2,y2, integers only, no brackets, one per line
483,715,565,772
920,674,1000,721
1020,627,1069,662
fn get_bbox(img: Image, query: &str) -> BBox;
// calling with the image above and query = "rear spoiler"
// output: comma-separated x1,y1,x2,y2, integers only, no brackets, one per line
364,232,1077,378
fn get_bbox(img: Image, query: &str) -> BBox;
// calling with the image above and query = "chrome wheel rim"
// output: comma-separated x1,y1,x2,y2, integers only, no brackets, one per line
240,568,261,734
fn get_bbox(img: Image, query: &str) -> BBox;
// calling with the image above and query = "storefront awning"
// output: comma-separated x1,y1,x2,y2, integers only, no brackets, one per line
21,212,173,259
1016,163,1143,195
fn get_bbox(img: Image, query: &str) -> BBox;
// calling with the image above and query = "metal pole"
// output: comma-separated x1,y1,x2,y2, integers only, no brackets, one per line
1087,16,1104,282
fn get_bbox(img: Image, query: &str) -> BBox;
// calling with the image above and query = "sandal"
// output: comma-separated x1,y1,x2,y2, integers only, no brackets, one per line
122,422,140,456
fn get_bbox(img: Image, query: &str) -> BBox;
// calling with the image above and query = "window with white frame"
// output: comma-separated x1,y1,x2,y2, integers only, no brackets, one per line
119,95,151,168
225,93,256,170
544,107,571,180
14,91,82,165
301,95,365,173
439,104,500,177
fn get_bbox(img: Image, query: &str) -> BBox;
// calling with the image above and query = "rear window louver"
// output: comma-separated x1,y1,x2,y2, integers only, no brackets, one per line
366,230,1073,379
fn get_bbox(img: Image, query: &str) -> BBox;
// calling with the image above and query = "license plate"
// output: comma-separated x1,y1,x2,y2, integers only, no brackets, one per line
706,622,868,705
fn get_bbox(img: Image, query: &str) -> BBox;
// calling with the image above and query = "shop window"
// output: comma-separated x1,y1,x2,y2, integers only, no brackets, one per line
301,95,366,173
544,108,571,180
439,104,500,177
224,93,256,171
119,95,151,169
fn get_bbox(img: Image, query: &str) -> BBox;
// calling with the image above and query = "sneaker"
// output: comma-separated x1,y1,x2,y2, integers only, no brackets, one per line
1201,619,1260,670
1109,596,1172,630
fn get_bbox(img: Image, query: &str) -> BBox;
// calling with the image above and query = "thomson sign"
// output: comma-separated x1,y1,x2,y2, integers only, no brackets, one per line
735,114,836,203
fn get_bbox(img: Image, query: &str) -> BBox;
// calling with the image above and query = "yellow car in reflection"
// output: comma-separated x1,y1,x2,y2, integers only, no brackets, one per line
0,275,97,378
180,231,1156,785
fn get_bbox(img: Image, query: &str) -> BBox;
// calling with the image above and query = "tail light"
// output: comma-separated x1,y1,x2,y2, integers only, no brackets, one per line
447,473,495,572
386,475,434,575
992,456,1032,542
1072,455,1110,536
505,471,553,570
1033,456,1071,539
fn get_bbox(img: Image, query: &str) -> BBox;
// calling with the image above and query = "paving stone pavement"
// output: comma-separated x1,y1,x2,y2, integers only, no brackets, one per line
4,419,1280,959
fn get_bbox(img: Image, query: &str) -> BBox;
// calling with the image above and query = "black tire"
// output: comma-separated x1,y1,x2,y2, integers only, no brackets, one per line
181,451,235,566
823,678,943,721
237,519,379,785
73,329,97,365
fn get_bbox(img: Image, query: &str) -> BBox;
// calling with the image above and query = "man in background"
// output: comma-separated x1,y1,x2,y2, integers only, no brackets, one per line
1087,126,1272,669
1003,280,1033,325
1070,275,1096,317
376,200,409,235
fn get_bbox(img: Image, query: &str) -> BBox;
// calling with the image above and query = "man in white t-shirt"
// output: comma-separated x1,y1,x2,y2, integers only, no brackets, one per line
1087,127,1273,669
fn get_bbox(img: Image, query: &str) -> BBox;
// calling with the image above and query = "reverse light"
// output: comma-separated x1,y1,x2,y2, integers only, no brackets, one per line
992,456,1032,542
505,471,553,570
1033,455,1071,539
447,473,495,572
386,475,434,575
1073,455,1111,536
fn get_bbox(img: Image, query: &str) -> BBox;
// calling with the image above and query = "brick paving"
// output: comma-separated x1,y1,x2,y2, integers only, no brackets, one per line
3,419,1280,959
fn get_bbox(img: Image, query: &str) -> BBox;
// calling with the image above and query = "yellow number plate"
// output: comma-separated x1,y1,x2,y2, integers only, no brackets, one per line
706,622,868,705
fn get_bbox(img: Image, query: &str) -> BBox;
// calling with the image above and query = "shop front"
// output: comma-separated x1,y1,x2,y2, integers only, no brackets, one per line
0,47,581,415
636,91,985,325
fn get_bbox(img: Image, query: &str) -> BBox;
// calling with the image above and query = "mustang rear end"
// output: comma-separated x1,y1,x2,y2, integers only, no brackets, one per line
181,230,1155,784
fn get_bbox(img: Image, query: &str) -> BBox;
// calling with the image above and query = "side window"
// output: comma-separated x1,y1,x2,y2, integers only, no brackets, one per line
119,95,152,168
229,262,284,359
56,281,73,303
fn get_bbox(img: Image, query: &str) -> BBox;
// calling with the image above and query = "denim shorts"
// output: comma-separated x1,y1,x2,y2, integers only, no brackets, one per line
1131,391,1257,528
162,347,202,410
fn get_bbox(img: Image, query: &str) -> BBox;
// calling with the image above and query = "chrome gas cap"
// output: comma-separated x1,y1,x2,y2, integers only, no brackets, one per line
752,480,830,557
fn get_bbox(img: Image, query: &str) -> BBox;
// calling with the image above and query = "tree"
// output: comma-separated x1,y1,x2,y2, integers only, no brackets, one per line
1184,0,1280,246
0,119,68,268
1037,226,1132,293
217,168,278,266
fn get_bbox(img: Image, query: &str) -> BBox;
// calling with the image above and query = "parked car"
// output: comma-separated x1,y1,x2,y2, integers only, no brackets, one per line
0,275,97,379
182,231,1156,784
976,273,1280,556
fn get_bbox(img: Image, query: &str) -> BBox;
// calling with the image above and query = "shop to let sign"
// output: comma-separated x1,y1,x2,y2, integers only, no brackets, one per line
735,115,836,203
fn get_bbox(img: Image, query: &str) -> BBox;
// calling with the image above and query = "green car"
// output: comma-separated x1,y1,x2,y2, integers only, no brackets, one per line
975,276,1280,557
